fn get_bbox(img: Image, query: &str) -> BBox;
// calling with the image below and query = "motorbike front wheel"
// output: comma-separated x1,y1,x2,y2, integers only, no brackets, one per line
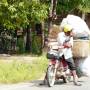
47,65,56,87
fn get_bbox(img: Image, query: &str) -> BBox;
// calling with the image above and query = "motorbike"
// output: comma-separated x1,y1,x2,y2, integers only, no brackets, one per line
44,46,71,87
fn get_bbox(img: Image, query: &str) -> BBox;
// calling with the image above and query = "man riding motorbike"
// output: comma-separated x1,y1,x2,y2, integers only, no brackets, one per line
57,24,81,86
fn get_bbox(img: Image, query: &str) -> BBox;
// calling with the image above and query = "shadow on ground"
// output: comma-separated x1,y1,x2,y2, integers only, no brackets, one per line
29,77,85,88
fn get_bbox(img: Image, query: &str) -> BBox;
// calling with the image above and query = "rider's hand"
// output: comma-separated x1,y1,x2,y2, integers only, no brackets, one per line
63,42,72,48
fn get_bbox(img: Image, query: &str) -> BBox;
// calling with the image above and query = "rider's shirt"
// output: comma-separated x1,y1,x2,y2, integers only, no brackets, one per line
57,32,73,59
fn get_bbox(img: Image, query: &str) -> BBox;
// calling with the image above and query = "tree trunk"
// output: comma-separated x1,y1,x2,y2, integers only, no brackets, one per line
82,12,86,20
25,25,31,52
48,0,57,32
42,22,45,47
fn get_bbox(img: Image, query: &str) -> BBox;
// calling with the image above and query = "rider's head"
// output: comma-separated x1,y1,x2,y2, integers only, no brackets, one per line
63,24,74,36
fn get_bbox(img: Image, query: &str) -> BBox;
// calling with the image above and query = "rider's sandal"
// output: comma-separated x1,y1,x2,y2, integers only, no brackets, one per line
74,82,82,86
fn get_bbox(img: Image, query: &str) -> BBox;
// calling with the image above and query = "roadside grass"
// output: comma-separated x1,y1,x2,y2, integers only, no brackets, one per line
0,54,48,84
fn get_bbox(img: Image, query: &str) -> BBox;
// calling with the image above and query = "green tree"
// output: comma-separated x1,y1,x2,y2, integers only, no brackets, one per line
78,0,90,13
0,0,48,54
0,0,48,30
56,0,90,20
56,0,81,15
78,0,90,19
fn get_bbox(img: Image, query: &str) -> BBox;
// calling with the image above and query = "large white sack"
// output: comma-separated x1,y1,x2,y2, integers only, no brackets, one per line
60,15,90,35
81,56,90,76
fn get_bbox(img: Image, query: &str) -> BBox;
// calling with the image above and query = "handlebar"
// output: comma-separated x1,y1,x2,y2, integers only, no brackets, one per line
49,45,64,51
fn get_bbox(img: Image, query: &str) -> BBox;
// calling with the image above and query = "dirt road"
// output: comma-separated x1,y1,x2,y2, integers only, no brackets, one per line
0,77,90,90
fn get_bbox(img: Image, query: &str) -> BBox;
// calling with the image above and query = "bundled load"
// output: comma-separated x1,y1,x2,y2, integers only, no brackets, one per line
47,24,61,49
48,24,61,40
81,56,90,77
72,40,90,58
60,14,90,40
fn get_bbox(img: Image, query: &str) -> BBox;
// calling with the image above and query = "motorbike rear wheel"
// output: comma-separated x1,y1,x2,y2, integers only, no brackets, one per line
47,65,56,87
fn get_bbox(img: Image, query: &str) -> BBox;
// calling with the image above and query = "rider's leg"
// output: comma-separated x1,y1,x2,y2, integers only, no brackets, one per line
71,70,80,85
65,58,82,86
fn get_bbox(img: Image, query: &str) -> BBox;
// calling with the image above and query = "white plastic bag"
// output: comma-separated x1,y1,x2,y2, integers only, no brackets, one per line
60,15,90,36
81,56,90,76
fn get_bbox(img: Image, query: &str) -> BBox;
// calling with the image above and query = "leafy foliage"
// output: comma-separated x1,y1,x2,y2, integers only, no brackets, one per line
0,0,48,30
0,0,90,29
56,0,90,14
56,0,81,14
78,0,90,13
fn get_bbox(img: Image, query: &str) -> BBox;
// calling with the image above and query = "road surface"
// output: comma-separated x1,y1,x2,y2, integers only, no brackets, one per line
0,77,90,90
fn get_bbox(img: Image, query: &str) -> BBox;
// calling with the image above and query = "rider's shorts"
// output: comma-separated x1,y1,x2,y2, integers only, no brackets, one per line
65,57,76,70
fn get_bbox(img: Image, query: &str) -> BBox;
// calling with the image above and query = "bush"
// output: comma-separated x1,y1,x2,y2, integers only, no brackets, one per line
17,36,25,54
31,35,42,55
